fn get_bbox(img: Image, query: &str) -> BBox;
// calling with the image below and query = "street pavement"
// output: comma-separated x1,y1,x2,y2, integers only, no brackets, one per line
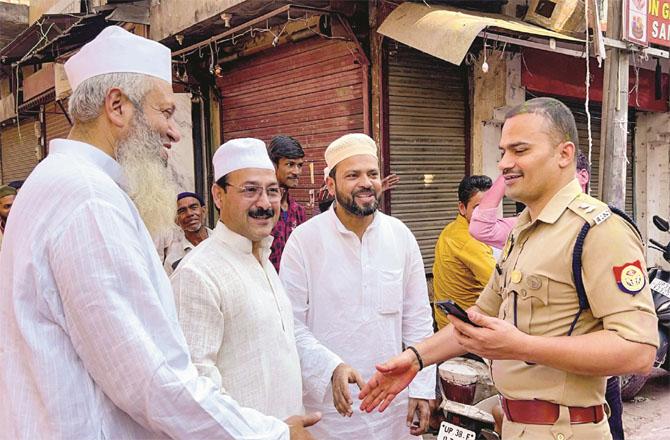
622,368,670,439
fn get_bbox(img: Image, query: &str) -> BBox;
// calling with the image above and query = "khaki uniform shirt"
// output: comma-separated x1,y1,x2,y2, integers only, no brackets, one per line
476,179,658,440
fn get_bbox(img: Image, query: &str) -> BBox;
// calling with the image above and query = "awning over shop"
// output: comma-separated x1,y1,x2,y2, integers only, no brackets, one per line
378,2,580,66
0,13,110,66
521,48,670,112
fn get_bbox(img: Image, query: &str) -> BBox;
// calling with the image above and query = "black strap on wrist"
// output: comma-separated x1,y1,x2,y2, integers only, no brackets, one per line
406,346,424,371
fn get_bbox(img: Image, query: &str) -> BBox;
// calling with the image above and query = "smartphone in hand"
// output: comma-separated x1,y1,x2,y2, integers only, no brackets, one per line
435,300,480,327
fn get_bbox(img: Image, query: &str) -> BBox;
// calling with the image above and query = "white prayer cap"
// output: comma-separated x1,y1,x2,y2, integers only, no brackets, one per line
213,138,275,181
64,26,172,92
325,133,378,169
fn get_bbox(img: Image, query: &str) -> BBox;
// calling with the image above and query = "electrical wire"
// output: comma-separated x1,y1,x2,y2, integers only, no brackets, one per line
584,0,594,175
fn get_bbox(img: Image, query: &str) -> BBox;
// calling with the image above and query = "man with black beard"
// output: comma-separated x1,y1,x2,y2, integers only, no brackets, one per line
0,26,317,439
279,133,436,439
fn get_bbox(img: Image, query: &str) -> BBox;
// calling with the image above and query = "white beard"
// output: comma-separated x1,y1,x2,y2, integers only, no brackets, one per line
117,112,180,239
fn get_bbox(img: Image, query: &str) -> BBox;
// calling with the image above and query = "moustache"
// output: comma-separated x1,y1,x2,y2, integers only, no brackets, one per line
502,168,523,176
353,188,376,197
248,207,275,219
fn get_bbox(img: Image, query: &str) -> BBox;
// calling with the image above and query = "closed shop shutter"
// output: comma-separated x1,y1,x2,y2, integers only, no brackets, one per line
386,44,468,271
0,118,39,183
45,99,71,149
567,102,635,217
217,36,365,212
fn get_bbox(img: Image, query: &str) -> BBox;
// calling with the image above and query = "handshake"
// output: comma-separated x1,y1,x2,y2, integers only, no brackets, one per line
286,362,432,439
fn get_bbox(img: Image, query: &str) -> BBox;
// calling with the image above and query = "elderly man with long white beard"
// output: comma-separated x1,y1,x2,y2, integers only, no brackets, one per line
279,133,436,439
0,26,317,439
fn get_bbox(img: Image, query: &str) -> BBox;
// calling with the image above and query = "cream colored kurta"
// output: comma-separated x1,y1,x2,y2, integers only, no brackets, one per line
170,221,303,420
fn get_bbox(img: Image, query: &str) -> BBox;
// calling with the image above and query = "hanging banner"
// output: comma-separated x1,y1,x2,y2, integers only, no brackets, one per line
648,0,670,47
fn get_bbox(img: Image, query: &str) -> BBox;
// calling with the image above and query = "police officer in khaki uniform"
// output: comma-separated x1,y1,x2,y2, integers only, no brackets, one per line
358,97,659,440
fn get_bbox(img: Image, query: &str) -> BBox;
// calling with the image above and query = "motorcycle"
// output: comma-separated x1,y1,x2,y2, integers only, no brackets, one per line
620,215,670,401
436,357,500,440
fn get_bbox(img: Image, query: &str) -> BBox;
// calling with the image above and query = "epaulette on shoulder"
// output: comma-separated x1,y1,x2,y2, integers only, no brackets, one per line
567,193,612,226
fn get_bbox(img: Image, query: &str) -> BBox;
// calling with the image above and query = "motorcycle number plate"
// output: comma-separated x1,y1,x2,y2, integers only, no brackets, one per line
651,278,670,299
437,421,476,440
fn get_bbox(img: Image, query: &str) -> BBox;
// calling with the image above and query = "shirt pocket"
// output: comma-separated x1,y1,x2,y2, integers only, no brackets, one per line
506,273,549,335
377,269,404,314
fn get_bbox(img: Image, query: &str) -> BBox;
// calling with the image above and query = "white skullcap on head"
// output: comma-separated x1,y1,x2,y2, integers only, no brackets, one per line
213,138,275,181
64,26,172,92
325,133,378,169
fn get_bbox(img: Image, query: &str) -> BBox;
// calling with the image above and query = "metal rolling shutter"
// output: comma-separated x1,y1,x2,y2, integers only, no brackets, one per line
218,36,365,212
0,118,39,183
45,99,71,149
387,44,467,271
566,102,635,217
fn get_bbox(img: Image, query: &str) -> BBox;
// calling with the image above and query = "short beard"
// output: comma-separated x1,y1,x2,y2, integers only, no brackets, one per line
117,110,179,239
335,185,379,217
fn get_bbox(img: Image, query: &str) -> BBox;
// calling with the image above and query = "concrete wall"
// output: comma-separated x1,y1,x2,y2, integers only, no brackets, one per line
635,111,670,268
166,93,195,194
470,51,525,178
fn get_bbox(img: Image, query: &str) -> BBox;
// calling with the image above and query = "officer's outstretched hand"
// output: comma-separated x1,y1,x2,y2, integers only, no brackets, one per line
450,310,529,360
358,349,419,413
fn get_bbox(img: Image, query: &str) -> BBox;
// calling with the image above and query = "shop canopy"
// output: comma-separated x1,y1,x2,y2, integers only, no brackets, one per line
378,2,580,66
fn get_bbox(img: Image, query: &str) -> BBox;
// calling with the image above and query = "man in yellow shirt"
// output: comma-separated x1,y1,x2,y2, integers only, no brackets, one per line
433,175,495,329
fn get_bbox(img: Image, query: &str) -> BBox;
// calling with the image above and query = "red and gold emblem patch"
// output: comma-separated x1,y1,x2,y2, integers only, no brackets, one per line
612,260,646,295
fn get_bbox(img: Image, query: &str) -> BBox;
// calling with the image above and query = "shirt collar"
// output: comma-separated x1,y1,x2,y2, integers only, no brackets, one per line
49,139,127,188
517,178,582,227
182,227,212,250
327,202,381,235
212,221,273,256
454,214,468,228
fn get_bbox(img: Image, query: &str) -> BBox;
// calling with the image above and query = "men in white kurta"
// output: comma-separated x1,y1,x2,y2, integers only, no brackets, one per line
280,133,436,439
170,139,305,419
0,27,314,439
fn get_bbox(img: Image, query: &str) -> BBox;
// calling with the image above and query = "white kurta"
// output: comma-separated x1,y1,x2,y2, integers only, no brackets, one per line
170,222,303,419
0,139,289,439
162,227,212,275
280,206,436,440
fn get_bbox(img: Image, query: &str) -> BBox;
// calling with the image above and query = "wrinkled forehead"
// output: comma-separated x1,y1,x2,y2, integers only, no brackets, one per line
177,196,201,209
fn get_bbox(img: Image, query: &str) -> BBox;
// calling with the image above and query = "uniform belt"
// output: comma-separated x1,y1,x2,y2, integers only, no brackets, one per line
501,397,605,425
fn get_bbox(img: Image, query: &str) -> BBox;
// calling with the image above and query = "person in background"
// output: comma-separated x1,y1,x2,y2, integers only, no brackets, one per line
0,185,17,249
161,191,211,274
433,175,495,329
268,135,306,271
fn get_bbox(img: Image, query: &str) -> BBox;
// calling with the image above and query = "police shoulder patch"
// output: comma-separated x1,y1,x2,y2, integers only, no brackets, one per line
568,193,610,226
612,260,646,295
